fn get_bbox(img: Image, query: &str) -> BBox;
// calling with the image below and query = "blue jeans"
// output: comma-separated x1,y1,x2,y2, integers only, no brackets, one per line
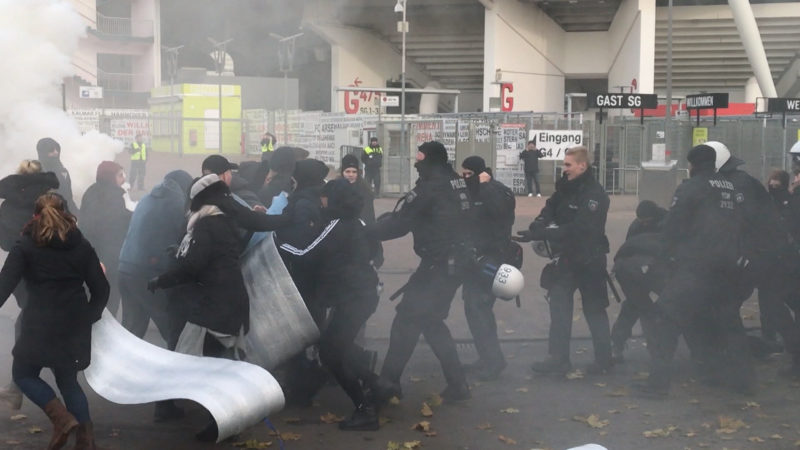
12,360,91,423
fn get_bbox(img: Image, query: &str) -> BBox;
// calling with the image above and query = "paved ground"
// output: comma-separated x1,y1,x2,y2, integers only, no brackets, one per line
0,153,794,449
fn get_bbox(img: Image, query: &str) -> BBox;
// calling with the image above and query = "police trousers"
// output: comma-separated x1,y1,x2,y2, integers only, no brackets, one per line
610,256,664,349
546,257,612,365
380,262,465,387
462,277,505,368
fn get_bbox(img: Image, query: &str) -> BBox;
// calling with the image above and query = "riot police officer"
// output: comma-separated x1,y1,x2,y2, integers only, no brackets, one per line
515,146,613,375
366,141,473,403
641,143,746,396
460,156,516,381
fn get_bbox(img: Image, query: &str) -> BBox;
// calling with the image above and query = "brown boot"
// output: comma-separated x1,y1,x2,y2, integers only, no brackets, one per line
43,398,78,450
72,422,96,450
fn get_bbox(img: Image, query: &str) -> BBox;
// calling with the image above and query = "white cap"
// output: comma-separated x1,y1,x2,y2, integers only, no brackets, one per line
492,264,525,300
703,141,731,171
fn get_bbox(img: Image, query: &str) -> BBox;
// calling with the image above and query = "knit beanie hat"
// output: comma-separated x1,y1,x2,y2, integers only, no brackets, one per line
340,154,360,173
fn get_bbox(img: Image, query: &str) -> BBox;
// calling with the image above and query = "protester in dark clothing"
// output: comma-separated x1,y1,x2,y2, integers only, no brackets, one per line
0,192,109,450
277,159,329,251
279,179,381,431
610,201,667,361
80,161,132,316
519,140,545,197
36,138,78,215
341,153,383,268
768,169,792,215
367,141,473,403
460,156,515,381
258,147,296,209
119,170,192,343
230,161,268,209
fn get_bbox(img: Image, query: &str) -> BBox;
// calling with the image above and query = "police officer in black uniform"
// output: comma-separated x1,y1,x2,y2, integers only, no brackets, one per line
640,143,746,396
460,156,516,380
515,146,613,375
366,141,472,403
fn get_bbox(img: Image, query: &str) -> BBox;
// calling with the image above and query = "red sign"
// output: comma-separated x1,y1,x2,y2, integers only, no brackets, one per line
501,83,514,112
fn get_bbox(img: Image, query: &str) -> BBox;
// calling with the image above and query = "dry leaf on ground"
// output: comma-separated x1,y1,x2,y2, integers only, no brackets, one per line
643,425,677,438
742,401,760,410
516,387,529,393
688,399,700,404
500,408,520,414
771,434,784,440
280,432,301,441
594,382,607,387
379,416,392,426
27,426,42,434
748,436,765,443
232,439,273,448
606,387,628,397
425,431,437,437
409,376,423,383
283,417,301,424
9,414,26,421
566,370,584,380
420,403,433,417
498,435,517,445
320,412,344,424
632,372,650,380
411,421,431,432
389,396,401,405
403,440,422,449
716,416,747,434
477,423,493,430
427,394,443,407
573,414,609,429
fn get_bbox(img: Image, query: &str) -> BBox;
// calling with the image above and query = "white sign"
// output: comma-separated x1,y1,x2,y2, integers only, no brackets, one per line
651,143,666,163
79,86,103,99
529,130,583,161
381,95,399,107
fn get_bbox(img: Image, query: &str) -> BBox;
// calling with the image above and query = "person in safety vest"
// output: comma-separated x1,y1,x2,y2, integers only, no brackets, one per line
128,134,147,191
361,137,383,197
260,132,277,161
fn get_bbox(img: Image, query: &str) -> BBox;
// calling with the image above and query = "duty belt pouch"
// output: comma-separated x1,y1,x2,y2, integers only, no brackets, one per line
504,241,524,269
540,260,559,290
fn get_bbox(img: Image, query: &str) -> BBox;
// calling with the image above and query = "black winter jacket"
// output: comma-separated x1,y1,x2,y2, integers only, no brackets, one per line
0,172,59,251
155,181,251,335
469,178,515,256
80,181,132,270
519,148,545,174
0,229,109,369
40,159,78,215
530,169,609,265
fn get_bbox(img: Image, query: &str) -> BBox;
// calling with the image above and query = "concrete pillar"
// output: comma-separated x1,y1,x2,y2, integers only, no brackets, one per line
419,81,441,114
744,76,763,103
728,0,777,98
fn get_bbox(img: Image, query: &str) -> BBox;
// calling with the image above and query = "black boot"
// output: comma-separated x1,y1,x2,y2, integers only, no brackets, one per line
440,381,471,403
338,404,379,431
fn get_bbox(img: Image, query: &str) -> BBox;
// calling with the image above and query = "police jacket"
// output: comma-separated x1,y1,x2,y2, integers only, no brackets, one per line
530,168,609,264
469,178,515,257
368,164,471,263
663,163,743,268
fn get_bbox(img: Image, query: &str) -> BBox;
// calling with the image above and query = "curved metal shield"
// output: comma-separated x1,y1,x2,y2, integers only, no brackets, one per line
85,310,285,442
242,232,320,369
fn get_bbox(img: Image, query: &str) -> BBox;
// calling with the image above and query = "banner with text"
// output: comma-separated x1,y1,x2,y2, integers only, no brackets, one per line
529,130,583,161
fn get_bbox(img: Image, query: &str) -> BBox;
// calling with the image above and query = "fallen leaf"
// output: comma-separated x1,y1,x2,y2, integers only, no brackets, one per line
425,431,437,437
598,431,608,436
9,414,26,421
632,371,650,381
409,376,423,383
5,441,21,446
607,410,621,415
624,403,638,410
699,443,710,448
320,412,344,424
387,442,402,450
476,422,493,430
771,434,784,440
379,416,392,426
701,422,712,429
403,440,421,449
232,440,273,448
280,432,301,441
500,408,520,414
573,415,608,429
389,396,401,405
716,416,747,434
283,417,301,424
558,418,568,422
498,435,517,445
28,426,42,434
794,440,800,447
420,403,433,417
504,329,515,334
606,387,628,397
516,387,529,393
780,423,792,429
643,425,677,438
411,421,431,432
685,431,696,437
688,399,700,404
593,382,607,387
748,437,765,443
427,394,443,407
566,370,584,380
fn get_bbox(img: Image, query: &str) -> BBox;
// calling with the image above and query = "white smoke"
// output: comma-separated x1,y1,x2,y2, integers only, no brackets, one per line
0,0,122,202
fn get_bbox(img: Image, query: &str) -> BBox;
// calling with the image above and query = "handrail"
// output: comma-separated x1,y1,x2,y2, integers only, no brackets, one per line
95,13,153,38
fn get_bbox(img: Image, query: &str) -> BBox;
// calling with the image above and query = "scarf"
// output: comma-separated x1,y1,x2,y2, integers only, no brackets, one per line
176,204,223,258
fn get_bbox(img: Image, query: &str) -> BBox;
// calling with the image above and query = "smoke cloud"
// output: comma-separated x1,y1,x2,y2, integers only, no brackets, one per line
0,0,121,201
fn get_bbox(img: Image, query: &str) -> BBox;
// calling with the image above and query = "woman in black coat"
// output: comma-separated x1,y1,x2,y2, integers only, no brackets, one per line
0,192,109,450
80,161,132,316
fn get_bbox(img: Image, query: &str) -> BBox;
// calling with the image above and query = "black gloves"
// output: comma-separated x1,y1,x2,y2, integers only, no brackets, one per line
512,222,547,243
147,277,160,294
512,230,534,243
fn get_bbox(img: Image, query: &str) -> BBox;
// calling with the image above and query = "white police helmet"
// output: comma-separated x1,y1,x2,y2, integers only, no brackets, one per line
705,141,731,171
790,141,800,155
491,264,525,300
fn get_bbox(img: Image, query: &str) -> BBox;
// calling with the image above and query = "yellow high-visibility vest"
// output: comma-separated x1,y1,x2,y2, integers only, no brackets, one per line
262,141,274,153
131,142,147,161
364,145,382,155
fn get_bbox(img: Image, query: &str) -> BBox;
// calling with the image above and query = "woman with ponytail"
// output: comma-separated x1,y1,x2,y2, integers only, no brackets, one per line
0,192,109,450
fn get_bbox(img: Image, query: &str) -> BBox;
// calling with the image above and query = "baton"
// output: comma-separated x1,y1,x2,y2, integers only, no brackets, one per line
605,271,623,303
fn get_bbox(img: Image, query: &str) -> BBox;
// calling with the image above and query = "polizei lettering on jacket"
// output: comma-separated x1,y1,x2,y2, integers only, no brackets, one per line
708,179,734,190
450,178,467,190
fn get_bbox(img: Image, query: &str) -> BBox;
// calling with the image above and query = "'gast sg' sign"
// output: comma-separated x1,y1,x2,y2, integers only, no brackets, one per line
589,93,658,109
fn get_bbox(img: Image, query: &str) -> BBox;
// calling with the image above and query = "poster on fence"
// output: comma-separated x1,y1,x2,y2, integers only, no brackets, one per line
496,123,527,168
529,130,583,161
